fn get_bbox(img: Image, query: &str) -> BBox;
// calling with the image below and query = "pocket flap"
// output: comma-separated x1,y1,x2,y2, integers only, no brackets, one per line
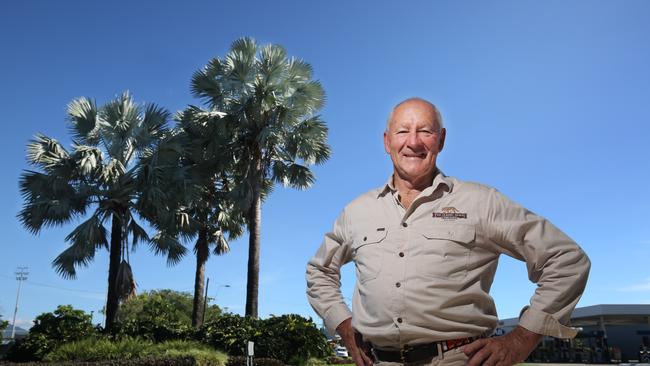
422,224,475,243
352,228,388,249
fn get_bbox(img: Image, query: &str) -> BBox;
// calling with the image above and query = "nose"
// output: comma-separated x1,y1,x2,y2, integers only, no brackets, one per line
406,131,422,148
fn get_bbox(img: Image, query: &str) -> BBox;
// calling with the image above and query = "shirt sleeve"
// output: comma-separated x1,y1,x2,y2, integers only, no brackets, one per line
484,188,591,339
306,209,355,336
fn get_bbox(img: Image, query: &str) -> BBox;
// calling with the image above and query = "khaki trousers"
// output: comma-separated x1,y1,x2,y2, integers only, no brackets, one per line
374,346,468,366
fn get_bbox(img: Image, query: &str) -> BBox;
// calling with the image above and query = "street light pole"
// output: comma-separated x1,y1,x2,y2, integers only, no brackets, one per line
11,267,28,340
202,277,210,324
202,282,231,323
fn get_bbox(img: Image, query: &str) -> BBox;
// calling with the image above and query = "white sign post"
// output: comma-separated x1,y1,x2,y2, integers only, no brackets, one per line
247,341,254,366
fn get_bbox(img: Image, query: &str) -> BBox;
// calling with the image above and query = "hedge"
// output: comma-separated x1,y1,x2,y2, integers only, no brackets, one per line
0,356,202,365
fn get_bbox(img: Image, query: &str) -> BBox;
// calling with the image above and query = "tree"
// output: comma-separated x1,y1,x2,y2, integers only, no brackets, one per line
190,37,331,317
115,289,222,340
0,314,8,334
6,305,95,361
18,92,184,331
136,117,244,328
199,313,331,364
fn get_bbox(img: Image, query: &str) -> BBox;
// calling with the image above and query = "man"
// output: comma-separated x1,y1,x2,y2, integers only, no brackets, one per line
306,98,590,366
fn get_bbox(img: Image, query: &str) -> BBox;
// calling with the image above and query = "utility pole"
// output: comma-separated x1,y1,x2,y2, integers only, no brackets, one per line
11,267,28,340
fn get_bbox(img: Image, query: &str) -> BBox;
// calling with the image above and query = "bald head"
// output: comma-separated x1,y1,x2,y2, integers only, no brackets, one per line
385,98,444,132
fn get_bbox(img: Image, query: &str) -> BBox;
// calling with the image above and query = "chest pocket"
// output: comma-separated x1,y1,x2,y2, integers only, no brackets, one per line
415,224,476,281
352,229,388,283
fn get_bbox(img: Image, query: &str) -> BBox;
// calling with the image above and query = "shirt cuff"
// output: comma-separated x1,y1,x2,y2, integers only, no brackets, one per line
518,306,579,339
324,304,353,337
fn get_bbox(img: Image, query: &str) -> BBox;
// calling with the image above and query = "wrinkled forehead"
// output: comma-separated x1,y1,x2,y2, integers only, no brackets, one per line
387,101,442,131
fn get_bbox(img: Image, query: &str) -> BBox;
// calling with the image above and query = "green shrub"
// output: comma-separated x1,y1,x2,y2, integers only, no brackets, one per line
257,314,332,365
0,314,8,334
45,337,153,361
116,318,193,342
303,357,328,366
164,349,227,366
5,305,96,362
44,337,226,366
200,313,331,364
200,314,261,357
114,290,220,341
227,356,283,366
153,340,228,366
1,355,202,365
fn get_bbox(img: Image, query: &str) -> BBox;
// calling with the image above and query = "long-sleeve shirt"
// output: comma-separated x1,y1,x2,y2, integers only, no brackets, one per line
306,172,590,349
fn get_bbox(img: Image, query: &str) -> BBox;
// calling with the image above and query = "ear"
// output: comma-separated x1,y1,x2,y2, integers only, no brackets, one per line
437,128,446,152
384,131,390,154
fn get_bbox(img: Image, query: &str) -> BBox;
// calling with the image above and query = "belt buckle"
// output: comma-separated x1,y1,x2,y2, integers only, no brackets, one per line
400,345,411,363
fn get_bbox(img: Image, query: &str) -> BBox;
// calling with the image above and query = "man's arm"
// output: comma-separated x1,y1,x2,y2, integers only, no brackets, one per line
306,209,354,335
306,210,373,366
465,188,591,364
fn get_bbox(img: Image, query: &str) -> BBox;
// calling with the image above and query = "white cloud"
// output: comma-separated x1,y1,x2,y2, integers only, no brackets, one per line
9,317,34,330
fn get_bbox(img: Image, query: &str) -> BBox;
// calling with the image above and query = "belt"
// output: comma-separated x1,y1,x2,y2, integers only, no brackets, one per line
372,336,479,363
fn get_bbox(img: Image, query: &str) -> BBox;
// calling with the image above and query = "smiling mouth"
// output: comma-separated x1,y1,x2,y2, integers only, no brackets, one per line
403,153,426,158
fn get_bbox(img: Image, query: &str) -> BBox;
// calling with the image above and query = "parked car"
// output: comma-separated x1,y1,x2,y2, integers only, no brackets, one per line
335,346,349,358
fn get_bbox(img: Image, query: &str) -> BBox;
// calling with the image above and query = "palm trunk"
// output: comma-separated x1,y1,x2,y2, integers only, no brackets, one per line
192,228,209,328
245,181,262,319
105,213,123,331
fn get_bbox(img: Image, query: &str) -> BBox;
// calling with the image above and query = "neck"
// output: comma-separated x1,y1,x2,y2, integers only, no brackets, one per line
393,170,437,194
391,171,438,210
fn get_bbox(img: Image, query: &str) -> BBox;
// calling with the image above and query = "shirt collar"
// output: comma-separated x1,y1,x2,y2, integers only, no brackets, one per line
377,169,453,198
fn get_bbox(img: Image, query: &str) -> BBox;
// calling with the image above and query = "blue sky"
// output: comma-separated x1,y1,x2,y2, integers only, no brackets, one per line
1,0,649,329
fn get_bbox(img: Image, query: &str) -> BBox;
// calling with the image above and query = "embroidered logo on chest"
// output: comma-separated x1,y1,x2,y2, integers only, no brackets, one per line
433,206,468,220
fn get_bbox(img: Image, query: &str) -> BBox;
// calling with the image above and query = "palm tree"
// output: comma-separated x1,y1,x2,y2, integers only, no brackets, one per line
190,37,331,318
18,92,185,331
136,112,244,328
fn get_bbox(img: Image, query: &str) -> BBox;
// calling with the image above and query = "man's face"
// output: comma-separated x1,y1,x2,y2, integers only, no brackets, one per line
383,101,446,184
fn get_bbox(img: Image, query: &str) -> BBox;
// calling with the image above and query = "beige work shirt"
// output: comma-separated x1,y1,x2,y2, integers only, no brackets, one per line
306,172,590,349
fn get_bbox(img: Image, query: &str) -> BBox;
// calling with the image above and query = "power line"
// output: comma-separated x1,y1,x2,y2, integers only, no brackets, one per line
0,273,104,295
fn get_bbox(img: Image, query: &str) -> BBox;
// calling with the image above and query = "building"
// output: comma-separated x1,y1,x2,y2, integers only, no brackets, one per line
499,304,650,363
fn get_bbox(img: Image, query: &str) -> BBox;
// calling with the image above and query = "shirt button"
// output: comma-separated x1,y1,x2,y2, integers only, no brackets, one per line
363,236,367,241
399,252,404,257
397,318,403,323
402,222,408,227
395,282,401,288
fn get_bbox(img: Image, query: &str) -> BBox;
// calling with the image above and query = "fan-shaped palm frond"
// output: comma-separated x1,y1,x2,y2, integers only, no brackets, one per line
19,91,173,331
150,231,187,266
53,214,108,279
18,170,88,234
187,37,331,318
67,97,100,145
26,134,72,171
